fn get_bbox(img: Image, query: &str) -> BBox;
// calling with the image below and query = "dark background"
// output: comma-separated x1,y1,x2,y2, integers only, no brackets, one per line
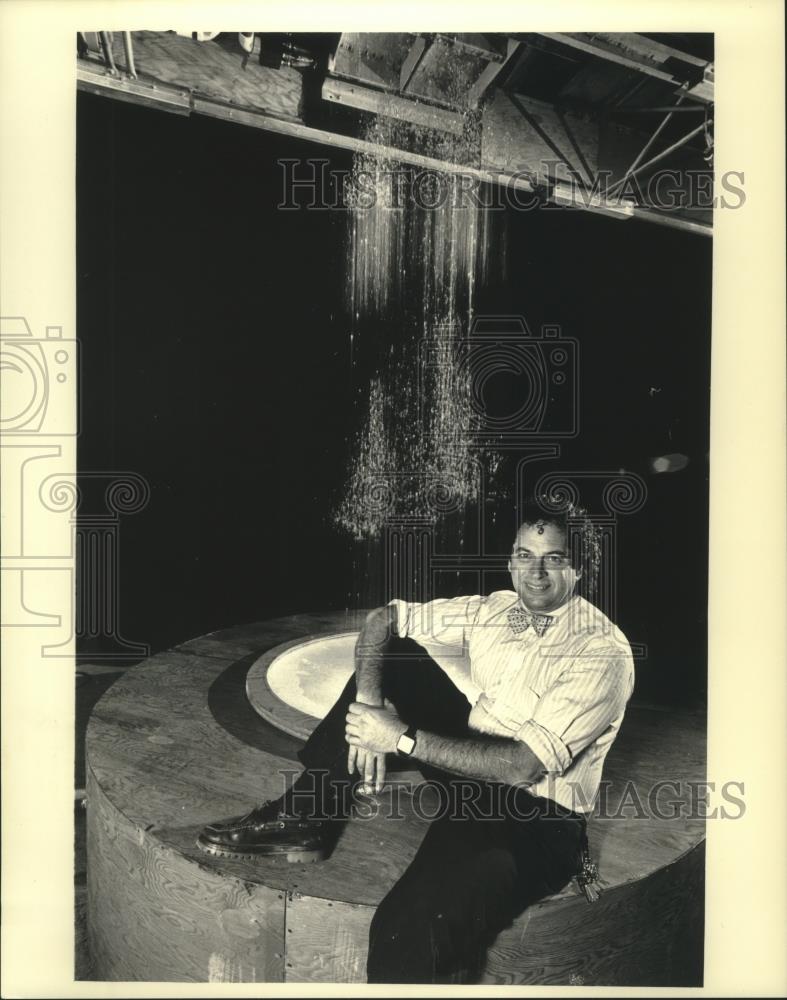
77,91,711,708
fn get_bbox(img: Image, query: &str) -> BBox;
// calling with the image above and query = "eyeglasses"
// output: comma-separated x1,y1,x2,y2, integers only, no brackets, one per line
510,551,571,569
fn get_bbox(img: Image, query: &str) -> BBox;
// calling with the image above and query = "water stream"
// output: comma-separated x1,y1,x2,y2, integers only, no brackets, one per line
331,115,508,611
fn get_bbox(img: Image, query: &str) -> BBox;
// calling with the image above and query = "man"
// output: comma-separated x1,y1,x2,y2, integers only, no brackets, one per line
198,498,634,983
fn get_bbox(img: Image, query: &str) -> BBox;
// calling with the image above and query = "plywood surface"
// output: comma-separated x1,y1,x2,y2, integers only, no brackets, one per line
88,613,706,903
86,612,706,982
81,31,303,121
481,840,705,986
87,767,286,983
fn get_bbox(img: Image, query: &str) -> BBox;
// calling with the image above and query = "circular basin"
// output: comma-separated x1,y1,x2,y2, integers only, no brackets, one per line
247,632,358,739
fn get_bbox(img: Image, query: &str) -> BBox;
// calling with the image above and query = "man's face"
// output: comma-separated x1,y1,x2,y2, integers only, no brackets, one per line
508,520,580,613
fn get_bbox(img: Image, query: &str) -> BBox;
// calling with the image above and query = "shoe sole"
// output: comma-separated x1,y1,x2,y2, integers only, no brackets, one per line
196,837,326,863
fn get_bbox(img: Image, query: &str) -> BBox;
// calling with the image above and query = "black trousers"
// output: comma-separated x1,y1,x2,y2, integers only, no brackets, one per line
297,640,586,985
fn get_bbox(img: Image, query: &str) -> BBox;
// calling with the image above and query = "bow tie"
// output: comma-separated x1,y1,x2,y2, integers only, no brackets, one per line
507,607,555,638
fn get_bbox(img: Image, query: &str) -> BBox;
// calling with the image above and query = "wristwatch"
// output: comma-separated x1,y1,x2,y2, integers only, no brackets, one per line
396,726,417,757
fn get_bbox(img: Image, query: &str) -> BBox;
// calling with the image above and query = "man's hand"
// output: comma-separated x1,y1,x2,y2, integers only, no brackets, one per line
346,701,407,754
347,747,387,795
346,694,385,792
345,700,406,793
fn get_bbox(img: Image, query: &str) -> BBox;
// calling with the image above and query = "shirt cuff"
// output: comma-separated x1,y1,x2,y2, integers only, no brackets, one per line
515,719,572,775
386,599,410,637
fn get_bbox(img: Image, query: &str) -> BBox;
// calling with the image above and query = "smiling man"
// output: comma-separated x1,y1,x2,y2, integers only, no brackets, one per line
198,497,634,984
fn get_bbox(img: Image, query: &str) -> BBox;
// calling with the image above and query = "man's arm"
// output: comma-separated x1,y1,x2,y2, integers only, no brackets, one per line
345,703,547,788
413,730,547,787
353,605,396,705
348,606,397,791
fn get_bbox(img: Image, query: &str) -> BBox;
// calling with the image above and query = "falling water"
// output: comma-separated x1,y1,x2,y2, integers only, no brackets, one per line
334,114,506,607
344,117,491,327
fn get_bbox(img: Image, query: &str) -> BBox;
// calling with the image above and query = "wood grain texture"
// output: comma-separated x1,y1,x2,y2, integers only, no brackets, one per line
285,895,371,983
482,91,600,184
481,841,705,986
86,612,706,982
87,766,285,982
82,31,303,121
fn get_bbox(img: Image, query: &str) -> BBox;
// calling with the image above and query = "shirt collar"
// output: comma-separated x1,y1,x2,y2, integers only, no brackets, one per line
495,592,580,643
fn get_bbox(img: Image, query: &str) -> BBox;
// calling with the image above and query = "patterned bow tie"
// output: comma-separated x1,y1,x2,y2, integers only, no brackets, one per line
507,606,555,638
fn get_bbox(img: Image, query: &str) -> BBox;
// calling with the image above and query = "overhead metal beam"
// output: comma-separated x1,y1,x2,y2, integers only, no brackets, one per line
631,207,712,236
77,63,711,238
399,35,430,92
466,38,521,108
77,66,508,184
539,33,677,82
77,64,192,114
538,33,714,103
322,76,466,135
598,32,709,69
552,181,636,219
612,105,708,114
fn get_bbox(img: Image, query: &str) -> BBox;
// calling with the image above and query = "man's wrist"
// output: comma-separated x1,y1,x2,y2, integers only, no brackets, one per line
354,654,383,704
356,686,383,707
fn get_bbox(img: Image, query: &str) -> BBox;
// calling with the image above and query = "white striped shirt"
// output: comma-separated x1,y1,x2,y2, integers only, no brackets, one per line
388,591,635,814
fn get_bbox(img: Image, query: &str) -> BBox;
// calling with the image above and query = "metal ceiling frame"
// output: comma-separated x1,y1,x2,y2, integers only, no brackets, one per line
77,30,713,237
608,112,711,197
77,61,533,191
535,32,714,103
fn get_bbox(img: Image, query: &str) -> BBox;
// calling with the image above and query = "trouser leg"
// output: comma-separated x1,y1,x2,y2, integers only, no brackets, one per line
367,787,585,984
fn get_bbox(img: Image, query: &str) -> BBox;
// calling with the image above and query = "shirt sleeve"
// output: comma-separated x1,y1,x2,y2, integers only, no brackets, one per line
387,595,485,657
514,643,634,774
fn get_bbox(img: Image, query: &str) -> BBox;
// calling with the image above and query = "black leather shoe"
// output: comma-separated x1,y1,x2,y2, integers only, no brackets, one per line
197,800,327,862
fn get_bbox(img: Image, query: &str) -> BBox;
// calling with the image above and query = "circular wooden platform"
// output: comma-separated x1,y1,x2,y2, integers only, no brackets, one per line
86,612,707,985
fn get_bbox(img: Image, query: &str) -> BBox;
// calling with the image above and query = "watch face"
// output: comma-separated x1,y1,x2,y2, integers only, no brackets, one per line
398,734,416,755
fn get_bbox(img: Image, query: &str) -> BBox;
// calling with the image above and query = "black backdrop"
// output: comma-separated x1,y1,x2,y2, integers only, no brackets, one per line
77,91,711,708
